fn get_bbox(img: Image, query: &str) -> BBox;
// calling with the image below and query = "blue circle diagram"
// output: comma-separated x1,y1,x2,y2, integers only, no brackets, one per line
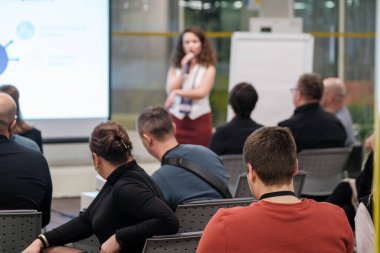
0,43,9,75
17,21,35,40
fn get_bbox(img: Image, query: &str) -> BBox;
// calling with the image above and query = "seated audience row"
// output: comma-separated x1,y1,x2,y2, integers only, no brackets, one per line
209,73,353,156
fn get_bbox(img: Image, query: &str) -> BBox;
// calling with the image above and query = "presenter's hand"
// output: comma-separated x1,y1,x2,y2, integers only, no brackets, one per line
181,52,195,69
21,239,43,253
100,234,121,253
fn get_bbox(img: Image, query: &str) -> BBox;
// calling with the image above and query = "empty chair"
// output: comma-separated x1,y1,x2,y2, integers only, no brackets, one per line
175,198,254,232
0,210,41,252
221,154,245,192
297,147,352,196
233,171,307,198
142,232,202,253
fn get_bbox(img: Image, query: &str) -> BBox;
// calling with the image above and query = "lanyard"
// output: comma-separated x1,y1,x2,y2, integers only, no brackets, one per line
259,191,297,200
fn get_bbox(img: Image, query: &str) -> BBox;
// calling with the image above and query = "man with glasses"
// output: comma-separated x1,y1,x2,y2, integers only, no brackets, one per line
278,72,346,152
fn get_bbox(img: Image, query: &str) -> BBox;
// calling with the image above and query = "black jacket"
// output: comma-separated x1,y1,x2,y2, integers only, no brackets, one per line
278,103,346,152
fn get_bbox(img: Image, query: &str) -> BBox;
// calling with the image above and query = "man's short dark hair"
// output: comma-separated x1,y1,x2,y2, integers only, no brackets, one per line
229,82,258,117
243,126,297,186
297,73,323,101
137,106,174,140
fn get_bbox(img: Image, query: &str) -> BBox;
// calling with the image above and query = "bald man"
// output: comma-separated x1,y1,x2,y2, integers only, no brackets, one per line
321,77,356,146
0,93,52,227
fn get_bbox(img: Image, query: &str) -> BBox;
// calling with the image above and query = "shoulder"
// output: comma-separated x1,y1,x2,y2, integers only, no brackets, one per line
307,200,347,219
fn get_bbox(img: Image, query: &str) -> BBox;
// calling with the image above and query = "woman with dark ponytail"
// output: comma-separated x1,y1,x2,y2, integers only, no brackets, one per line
23,121,179,253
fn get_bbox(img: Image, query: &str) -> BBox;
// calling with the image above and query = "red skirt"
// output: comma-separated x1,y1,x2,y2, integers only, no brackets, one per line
171,113,212,147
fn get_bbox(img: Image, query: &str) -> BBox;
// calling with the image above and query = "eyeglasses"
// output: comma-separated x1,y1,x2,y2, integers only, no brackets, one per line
290,88,298,93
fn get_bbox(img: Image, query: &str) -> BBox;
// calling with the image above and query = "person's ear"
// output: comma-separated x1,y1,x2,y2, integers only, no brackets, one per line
293,159,299,176
8,119,16,133
172,122,177,135
142,133,153,146
92,153,101,168
246,163,256,183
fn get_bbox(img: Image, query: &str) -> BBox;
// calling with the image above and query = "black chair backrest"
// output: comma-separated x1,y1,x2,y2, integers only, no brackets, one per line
233,171,307,198
142,232,202,253
0,210,41,252
175,198,255,232
221,154,245,192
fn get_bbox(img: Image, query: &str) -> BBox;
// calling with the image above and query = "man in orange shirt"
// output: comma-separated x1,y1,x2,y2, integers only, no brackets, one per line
197,126,354,253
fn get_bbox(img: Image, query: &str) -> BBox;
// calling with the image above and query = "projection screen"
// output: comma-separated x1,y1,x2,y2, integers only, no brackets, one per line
0,0,110,142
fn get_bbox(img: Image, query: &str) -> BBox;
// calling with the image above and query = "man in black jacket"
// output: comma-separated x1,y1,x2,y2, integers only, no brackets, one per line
278,73,346,152
0,93,52,227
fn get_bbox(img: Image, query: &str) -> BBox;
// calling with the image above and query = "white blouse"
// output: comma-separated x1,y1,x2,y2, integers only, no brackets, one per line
169,64,211,120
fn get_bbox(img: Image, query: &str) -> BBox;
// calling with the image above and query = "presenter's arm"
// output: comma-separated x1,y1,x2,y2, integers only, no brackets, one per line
165,65,216,108
166,66,184,94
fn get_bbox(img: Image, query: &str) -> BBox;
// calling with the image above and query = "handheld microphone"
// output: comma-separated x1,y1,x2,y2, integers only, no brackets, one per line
185,62,191,74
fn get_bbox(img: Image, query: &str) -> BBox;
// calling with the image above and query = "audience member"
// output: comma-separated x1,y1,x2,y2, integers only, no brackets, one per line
137,106,229,210
209,82,263,155
0,93,52,227
321,77,356,146
197,126,354,253
0,85,43,152
22,121,178,253
278,73,346,152
326,151,373,231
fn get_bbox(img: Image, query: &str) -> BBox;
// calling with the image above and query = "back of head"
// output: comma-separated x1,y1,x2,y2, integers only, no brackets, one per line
0,93,17,131
0,84,32,133
243,126,296,186
229,82,258,117
137,106,174,140
297,73,323,102
323,77,346,103
90,121,133,165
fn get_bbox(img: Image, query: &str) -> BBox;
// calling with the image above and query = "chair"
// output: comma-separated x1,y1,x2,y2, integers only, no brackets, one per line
175,198,254,232
232,173,252,198
0,210,41,252
297,147,352,196
142,232,202,253
293,170,307,197
233,171,306,198
345,144,363,178
221,154,245,192
72,234,100,253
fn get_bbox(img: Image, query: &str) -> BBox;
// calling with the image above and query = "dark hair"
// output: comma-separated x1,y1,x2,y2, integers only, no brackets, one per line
0,85,33,133
229,82,258,117
137,106,173,140
243,126,297,186
171,26,216,68
297,73,323,101
90,121,133,165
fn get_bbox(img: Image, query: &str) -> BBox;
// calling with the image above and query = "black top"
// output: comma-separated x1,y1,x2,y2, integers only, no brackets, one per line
0,135,52,227
20,127,43,153
44,160,179,253
209,115,263,155
278,103,346,152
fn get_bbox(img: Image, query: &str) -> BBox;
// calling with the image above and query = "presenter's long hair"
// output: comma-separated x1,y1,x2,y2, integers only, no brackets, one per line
171,26,216,68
